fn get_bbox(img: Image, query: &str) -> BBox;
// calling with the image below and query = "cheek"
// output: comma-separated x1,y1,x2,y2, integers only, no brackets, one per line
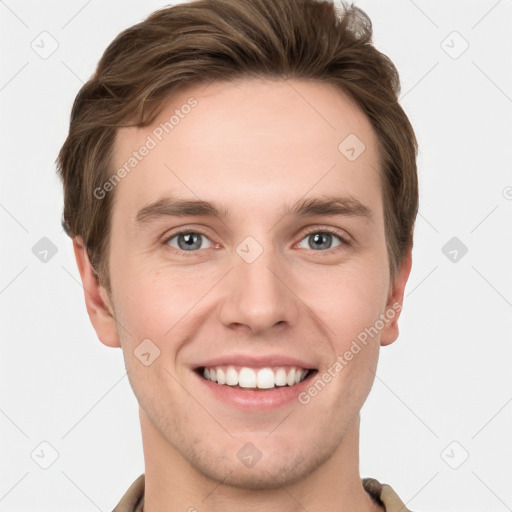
319,265,386,403
110,262,224,385
306,262,388,344
111,259,200,337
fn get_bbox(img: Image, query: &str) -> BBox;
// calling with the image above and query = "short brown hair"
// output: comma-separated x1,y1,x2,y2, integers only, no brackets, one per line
56,0,418,293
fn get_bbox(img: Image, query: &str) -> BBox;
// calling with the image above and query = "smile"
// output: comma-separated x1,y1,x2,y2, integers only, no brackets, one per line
197,365,315,390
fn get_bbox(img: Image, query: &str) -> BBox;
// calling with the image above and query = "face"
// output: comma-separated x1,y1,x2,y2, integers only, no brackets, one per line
79,78,411,489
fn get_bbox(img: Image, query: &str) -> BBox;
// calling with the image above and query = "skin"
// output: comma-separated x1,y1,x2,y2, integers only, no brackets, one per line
73,78,412,512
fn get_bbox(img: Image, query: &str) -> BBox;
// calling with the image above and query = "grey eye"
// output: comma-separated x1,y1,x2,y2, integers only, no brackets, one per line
297,232,342,251
167,232,212,251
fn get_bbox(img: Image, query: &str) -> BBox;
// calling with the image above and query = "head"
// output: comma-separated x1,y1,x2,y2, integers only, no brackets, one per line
57,0,418,490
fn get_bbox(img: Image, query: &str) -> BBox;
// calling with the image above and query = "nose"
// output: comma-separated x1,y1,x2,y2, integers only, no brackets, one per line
218,240,299,335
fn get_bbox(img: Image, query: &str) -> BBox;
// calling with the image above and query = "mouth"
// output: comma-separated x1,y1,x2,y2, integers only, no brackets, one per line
195,365,318,391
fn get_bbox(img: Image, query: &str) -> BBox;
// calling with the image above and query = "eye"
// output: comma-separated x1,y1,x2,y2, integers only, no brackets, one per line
165,231,212,252
162,227,350,255
296,228,349,251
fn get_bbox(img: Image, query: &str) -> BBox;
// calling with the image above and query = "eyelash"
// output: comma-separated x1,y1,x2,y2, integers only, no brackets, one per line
162,226,352,256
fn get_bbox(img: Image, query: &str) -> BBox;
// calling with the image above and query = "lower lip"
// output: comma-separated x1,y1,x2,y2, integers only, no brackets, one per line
193,370,317,411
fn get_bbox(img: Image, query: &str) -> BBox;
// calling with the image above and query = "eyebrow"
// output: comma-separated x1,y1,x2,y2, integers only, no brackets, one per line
135,194,373,225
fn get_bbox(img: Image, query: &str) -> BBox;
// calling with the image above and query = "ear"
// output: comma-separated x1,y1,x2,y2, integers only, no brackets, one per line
380,247,413,347
72,236,121,348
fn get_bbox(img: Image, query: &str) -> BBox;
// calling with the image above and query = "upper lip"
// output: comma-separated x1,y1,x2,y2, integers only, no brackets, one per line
193,353,317,370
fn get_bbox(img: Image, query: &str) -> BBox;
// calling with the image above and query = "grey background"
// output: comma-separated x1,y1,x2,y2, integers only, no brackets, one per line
1,0,511,510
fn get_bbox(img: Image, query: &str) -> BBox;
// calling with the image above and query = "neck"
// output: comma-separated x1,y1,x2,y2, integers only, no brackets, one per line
139,408,383,512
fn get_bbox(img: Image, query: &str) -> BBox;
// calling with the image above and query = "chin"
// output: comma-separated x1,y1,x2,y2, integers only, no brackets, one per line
190,445,329,491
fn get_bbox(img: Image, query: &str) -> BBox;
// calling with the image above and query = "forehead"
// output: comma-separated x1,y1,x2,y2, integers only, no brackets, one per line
110,78,382,222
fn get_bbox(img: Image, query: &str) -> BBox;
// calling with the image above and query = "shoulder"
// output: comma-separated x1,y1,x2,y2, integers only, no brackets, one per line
362,477,413,512
112,474,145,512
113,474,412,512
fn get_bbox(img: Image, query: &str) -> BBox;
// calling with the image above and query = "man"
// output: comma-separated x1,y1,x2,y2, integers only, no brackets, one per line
56,0,418,510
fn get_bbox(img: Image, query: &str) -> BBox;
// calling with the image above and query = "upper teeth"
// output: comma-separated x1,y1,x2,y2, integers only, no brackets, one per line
202,366,309,389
